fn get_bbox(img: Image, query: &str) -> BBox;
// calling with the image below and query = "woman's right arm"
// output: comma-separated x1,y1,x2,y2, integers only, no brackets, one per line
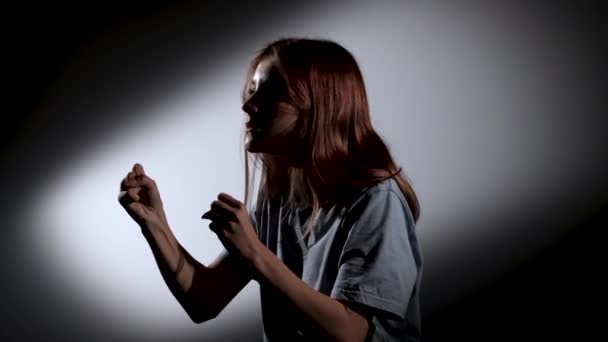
141,221,252,323
118,163,251,323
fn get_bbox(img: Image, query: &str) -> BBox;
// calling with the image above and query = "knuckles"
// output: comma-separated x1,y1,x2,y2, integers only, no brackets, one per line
121,175,157,189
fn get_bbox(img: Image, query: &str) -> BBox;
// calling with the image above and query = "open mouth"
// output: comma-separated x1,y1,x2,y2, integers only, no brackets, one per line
246,127,263,133
246,121,263,131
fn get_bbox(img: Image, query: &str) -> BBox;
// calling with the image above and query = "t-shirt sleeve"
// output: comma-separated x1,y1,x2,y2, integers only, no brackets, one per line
330,188,418,320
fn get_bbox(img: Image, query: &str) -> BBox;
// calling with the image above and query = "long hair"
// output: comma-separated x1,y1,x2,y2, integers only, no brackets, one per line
241,38,420,236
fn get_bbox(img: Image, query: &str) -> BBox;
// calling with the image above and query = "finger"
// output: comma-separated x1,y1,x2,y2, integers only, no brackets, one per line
225,221,237,233
133,163,145,176
121,172,136,191
118,189,136,207
218,193,243,209
118,190,131,205
120,177,129,191
211,200,237,220
209,221,233,235
202,209,228,222
127,187,141,202
209,221,234,236
209,221,222,234
125,174,156,190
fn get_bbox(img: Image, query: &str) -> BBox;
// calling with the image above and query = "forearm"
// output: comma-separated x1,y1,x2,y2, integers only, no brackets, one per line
140,223,216,322
252,243,357,341
141,223,194,290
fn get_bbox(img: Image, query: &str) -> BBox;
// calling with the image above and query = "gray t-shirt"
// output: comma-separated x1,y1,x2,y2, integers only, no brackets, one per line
249,177,423,341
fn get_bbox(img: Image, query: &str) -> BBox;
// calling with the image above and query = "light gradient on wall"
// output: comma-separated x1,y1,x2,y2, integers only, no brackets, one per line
6,2,604,341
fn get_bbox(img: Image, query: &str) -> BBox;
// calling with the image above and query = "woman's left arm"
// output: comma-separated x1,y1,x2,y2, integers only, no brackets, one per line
202,192,369,342
252,241,369,341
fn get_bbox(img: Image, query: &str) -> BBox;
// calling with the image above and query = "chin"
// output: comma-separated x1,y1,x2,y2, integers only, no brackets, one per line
246,133,270,152
246,134,288,155
245,141,263,153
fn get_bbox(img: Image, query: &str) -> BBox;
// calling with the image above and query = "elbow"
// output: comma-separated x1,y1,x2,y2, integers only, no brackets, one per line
180,293,223,324
188,308,219,324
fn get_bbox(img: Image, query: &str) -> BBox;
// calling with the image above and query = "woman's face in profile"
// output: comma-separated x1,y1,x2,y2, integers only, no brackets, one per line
242,58,301,158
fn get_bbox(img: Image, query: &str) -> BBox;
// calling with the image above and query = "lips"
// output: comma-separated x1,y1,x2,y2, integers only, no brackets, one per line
246,121,263,130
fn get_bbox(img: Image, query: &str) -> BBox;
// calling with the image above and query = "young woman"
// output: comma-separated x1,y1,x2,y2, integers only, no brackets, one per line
119,38,422,341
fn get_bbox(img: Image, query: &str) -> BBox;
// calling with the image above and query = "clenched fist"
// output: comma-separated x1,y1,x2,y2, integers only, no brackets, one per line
118,163,168,230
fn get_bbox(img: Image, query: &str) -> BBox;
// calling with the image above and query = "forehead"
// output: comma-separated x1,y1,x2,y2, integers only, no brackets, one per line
252,58,279,84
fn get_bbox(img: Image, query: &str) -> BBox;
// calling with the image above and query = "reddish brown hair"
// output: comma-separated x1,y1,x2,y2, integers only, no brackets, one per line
242,38,420,235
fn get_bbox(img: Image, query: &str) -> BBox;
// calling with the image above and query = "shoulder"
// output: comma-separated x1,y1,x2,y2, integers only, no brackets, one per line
346,177,411,220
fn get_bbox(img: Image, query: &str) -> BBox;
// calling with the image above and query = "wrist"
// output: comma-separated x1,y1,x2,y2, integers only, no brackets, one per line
142,220,169,234
249,241,271,282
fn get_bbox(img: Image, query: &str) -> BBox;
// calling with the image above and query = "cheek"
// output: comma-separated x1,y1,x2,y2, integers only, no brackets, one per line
268,115,297,137
268,103,300,137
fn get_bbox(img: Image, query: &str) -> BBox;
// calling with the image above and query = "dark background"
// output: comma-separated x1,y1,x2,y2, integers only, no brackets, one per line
2,1,605,341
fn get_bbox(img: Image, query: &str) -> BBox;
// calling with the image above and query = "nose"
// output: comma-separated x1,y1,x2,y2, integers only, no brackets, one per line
242,101,258,115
